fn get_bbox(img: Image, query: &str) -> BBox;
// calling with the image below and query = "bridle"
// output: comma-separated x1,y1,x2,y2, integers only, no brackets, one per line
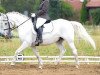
0,14,12,38
3,15,12,31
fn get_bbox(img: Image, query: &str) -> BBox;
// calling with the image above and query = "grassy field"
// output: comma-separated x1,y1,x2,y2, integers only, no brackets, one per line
0,26,100,56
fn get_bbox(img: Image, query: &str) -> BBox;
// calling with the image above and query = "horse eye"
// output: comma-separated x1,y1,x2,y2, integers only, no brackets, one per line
5,23,8,25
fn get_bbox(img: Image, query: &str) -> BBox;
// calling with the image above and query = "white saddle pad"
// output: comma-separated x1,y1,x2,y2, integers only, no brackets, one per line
43,22,54,34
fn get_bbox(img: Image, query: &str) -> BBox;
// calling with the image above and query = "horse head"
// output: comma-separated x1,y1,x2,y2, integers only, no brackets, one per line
0,13,12,39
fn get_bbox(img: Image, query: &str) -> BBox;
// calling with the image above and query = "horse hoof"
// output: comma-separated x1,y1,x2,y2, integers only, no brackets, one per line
75,65,79,69
39,66,42,69
10,62,15,65
54,61,60,65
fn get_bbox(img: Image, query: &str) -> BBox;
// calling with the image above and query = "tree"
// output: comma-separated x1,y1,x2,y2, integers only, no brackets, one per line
1,0,73,20
60,1,73,20
33,0,40,12
49,0,61,20
0,5,6,13
90,8,100,25
1,0,36,14
80,0,88,24
49,0,73,20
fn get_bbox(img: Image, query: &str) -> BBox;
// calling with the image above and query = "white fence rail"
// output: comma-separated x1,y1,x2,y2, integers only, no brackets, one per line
0,56,100,64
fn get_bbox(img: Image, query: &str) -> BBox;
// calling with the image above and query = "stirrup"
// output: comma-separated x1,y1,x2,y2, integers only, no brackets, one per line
35,39,39,46
35,39,43,46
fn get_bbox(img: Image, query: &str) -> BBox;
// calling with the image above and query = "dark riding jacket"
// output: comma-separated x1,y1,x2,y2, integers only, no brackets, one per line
36,0,49,20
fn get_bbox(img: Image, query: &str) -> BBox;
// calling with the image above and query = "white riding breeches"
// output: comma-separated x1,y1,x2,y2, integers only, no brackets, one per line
36,18,46,29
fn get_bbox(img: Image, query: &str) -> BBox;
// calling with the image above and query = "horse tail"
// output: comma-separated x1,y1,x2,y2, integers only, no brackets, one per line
70,21,96,50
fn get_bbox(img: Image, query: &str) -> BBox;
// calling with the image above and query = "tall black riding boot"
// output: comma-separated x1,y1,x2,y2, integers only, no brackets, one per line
37,27,43,43
35,27,43,46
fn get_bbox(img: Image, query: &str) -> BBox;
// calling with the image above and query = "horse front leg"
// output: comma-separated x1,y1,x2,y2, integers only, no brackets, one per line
11,41,29,65
32,47,43,69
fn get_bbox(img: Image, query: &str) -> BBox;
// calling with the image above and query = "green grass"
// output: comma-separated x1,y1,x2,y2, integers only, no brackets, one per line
0,26,100,56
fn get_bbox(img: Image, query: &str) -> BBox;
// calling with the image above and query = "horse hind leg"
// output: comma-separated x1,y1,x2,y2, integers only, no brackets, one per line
55,38,66,64
63,34,79,68
67,39,79,68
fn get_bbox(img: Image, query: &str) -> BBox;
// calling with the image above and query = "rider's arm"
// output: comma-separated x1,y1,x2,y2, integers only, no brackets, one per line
36,1,49,17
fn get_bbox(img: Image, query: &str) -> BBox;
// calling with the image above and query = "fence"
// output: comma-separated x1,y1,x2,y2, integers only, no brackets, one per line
0,55,100,64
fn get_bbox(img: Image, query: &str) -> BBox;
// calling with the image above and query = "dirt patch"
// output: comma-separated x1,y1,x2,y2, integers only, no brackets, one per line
0,64,100,75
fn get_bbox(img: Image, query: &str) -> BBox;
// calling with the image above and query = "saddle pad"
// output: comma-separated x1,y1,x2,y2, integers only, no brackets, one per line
43,22,54,34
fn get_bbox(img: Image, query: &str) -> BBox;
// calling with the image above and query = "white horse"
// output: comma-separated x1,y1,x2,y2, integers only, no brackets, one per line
0,12,96,69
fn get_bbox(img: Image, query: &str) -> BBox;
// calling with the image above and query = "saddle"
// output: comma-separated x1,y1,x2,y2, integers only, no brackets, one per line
34,20,51,33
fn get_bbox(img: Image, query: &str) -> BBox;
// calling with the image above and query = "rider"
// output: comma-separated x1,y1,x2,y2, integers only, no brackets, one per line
31,0,50,46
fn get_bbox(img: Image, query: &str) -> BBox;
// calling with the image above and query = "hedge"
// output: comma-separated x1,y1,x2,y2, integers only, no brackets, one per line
80,0,88,24
90,8,100,25
0,6,6,13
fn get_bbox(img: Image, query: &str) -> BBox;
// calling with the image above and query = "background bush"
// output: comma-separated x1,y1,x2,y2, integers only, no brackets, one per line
80,0,88,24
49,0,61,20
49,0,74,20
0,6,6,13
90,8,100,25
60,1,74,20
1,0,35,14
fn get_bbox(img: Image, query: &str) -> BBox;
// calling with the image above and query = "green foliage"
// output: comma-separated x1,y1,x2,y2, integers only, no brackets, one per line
49,0,73,20
0,6,6,13
80,0,88,23
1,0,35,13
90,8,100,25
60,1,73,20
1,0,73,20
33,0,40,11
49,0,61,20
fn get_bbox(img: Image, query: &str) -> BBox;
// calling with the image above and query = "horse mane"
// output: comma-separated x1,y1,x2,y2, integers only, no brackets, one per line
7,11,29,19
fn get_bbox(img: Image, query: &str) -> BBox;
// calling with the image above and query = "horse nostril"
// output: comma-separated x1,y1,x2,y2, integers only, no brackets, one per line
4,34,8,39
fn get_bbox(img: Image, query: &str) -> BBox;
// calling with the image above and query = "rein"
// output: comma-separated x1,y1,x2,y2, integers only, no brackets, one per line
11,18,31,30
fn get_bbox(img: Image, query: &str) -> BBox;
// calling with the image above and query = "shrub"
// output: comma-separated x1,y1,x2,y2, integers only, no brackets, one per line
49,0,73,20
0,6,6,13
60,1,74,20
80,0,88,24
90,8,100,25
49,0,61,20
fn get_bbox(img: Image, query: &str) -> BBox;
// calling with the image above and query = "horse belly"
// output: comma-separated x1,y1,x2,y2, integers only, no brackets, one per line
42,35,59,45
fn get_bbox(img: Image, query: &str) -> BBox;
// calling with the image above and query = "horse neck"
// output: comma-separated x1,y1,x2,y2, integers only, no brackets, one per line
7,13,28,26
7,12,36,34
